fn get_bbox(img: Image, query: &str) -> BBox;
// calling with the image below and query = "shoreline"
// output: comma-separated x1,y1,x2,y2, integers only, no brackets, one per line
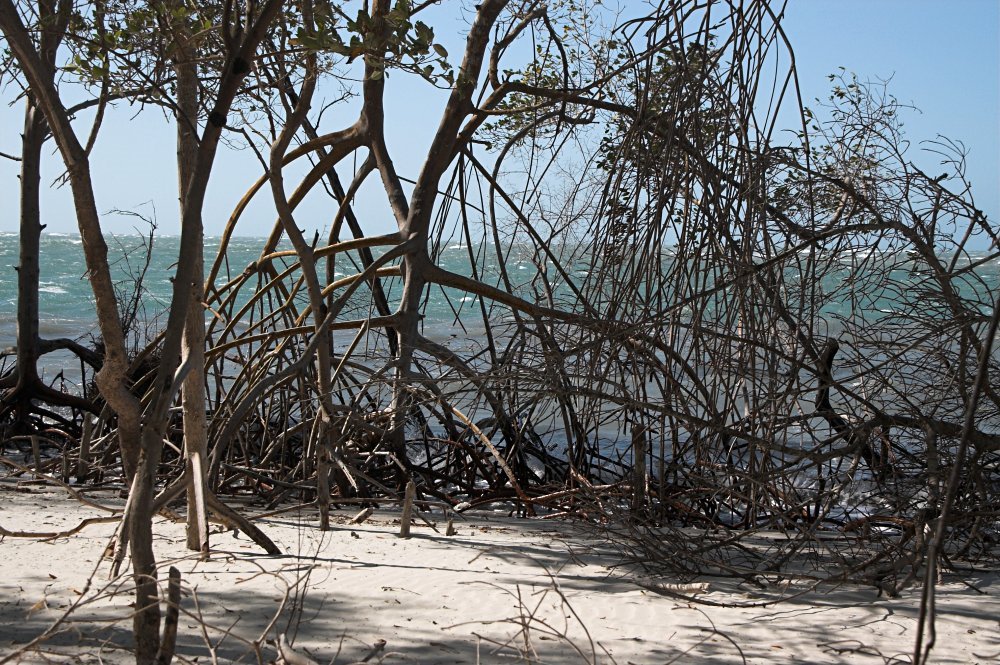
1,481,997,664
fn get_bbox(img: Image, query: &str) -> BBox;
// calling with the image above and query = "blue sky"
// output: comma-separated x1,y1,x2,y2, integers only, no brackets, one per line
0,0,997,239
781,0,999,233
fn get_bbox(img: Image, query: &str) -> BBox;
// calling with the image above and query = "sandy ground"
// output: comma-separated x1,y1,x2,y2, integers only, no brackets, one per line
1,478,999,664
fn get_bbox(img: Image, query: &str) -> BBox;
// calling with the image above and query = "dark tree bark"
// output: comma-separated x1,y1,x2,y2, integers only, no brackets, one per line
1,3,98,433
0,0,144,481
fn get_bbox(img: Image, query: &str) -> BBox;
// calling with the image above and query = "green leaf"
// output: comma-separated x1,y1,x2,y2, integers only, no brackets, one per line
433,43,448,58
415,20,433,42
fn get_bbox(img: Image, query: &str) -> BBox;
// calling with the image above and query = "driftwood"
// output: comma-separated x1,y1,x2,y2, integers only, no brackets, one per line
277,634,319,665
153,567,181,665
350,507,373,525
399,480,415,539
0,515,119,539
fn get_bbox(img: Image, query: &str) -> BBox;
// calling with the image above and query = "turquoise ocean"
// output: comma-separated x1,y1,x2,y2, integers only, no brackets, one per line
3,231,1000,393
5,231,1000,501
0,232,531,387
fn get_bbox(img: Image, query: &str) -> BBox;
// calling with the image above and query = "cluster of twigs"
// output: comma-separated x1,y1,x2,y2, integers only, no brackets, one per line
2,5,998,662
137,0,999,591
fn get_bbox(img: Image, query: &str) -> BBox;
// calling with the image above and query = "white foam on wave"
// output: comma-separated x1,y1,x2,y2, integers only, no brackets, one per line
39,285,68,294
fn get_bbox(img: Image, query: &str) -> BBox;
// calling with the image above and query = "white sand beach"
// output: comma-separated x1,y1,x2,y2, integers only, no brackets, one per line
1,480,998,664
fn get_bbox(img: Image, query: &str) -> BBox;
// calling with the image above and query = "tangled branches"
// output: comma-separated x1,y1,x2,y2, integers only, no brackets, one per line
4,2,996,648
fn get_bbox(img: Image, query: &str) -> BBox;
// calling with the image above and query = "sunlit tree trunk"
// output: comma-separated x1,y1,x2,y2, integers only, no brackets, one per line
170,4,210,555
125,3,287,658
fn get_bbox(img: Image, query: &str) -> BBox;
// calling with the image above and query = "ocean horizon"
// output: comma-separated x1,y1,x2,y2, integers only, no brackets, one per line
3,231,1000,389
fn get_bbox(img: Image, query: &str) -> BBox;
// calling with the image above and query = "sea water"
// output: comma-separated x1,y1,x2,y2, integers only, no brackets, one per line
2,231,999,387
4,232,1000,511
0,233,536,384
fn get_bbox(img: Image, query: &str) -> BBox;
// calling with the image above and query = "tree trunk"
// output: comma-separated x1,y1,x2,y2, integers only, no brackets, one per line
2,2,285,662
1,4,97,427
11,101,46,430
267,58,338,529
171,6,210,555
125,4,287,659
0,0,144,482
363,0,509,482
